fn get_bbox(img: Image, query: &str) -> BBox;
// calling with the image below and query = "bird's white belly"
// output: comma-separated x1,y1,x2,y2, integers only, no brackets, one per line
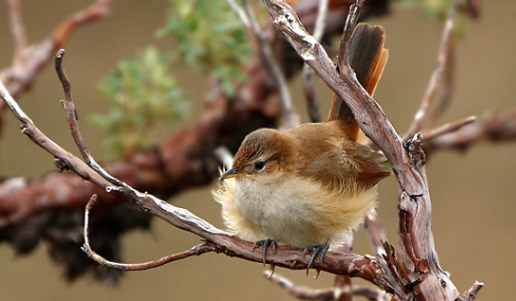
233,175,324,247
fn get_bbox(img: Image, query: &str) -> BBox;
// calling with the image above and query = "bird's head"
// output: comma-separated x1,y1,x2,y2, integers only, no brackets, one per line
219,128,290,181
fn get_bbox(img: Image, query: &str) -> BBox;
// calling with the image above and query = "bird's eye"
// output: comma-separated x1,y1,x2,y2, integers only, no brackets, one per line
254,160,266,170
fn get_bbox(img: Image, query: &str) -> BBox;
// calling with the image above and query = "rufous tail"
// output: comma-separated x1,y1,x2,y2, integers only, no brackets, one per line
328,23,388,143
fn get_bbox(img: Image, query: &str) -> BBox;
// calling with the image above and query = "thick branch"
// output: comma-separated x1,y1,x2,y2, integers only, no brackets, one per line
0,0,374,232
261,0,461,299
0,0,397,243
0,50,400,293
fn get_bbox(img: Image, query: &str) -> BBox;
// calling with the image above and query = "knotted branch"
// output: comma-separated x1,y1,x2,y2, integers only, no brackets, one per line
0,50,400,294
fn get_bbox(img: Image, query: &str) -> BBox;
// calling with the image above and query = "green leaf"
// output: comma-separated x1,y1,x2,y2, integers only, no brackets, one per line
91,46,189,160
159,0,252,96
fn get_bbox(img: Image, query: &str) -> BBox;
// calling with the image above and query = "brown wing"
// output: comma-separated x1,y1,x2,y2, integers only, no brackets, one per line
299,140,390,193
328,23,388,142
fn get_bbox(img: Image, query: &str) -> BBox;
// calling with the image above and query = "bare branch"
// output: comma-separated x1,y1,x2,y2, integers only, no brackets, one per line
0,82,113,193
0,0,111,99
261,0,467,299
420,115,476,142
302,0,328,123
0,74,398,293
424,109,516,152
264,271,334,300
404,0,459,139
265,271,390,301
82,195,215,271
333,235,354,301
461,281,483,301
0,0,384,236
55,49,126,188
7,0,28,58
240,0,299,129
225,0,250,27
363,209,388,256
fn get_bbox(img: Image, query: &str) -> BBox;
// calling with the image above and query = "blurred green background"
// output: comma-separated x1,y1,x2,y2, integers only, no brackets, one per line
1,0,516,300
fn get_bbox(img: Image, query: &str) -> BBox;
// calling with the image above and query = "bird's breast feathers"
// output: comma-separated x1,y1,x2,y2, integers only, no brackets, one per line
214,172,378,249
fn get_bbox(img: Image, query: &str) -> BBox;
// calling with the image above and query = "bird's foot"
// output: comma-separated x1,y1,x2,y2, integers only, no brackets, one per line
253,238,277,266
303,239,330,279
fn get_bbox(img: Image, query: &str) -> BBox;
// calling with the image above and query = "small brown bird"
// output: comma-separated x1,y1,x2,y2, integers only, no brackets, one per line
214,23,390,269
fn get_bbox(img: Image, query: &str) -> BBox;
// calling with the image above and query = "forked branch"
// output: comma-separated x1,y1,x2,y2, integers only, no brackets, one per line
261,0,480,299
0,1,487,299
0,50,400,295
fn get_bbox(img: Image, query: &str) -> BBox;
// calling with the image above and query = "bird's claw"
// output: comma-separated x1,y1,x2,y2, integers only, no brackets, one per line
303,240,330,278
253,238,277,266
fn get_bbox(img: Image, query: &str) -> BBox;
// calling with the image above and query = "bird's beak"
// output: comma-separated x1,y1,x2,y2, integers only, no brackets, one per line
219,167,247,181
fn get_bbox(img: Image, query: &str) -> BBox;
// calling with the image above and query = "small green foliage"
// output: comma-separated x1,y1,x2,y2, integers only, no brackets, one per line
91,0,252,160
157,0,251,96
400,0,452,20
399,0,471,37
90,47,189,160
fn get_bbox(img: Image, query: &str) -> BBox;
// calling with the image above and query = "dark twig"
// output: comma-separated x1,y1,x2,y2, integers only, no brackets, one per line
0,1,363,233
82,195,215,271
302,0,328,123
55,49,125,188
261,0,474,299
0,82,114,193
404,0,459,140
0,73,397,292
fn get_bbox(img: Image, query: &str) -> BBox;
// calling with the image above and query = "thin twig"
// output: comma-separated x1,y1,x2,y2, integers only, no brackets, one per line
404,0,459,139
0,80,113,190
7,0,28,59
0,67,396,293
461,281,483,301
0,1,360,232
240,0,299,129
55,49,125,188
363,209,388,256
424,108,516,152
302,0,328,123
82,195,215,271
338,1,362,72
264,271,334,300
0,0,111,100
420,115,476,142
265,271,390,301
225,0,250,27
333,235,354,301
261,0,467,299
